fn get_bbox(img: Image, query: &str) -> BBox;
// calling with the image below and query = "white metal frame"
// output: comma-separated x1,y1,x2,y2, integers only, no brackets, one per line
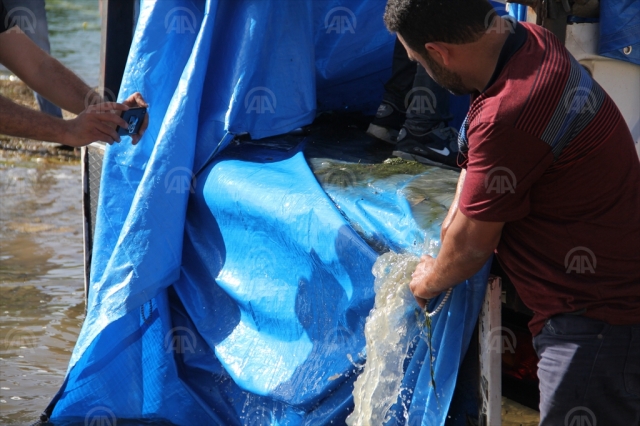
479,276,502,426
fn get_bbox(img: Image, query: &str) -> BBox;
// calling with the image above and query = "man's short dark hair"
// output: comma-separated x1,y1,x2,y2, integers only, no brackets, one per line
384,0,496,53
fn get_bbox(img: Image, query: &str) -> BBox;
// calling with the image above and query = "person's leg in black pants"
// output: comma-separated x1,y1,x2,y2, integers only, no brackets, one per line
382,38,418,111
370,37,460,168
404,64,452,136
393,60,460,168
370,37,454,145
368,37,418,144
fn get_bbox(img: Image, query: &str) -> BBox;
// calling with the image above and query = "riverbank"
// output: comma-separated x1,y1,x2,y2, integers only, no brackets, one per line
0,79,80,161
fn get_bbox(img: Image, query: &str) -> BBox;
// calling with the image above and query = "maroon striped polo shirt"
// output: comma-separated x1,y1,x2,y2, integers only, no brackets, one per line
457,22,640,335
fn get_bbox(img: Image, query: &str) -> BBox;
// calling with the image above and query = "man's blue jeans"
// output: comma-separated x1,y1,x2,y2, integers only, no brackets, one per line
534,314,640,425
3,0,63,118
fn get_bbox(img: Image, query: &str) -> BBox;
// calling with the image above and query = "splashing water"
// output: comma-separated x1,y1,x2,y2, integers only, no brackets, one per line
346,251,423,426
312,159,460,425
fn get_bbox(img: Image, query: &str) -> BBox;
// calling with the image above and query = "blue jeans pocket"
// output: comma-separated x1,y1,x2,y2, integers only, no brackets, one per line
624,328,640,397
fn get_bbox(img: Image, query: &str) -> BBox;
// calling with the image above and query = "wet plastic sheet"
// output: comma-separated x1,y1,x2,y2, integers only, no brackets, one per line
48,0,492,424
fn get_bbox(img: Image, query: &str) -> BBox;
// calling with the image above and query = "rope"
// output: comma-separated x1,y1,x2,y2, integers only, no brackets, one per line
424,287,452,318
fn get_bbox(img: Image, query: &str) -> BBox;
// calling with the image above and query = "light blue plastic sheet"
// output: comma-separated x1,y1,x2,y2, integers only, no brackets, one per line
46,0,494,424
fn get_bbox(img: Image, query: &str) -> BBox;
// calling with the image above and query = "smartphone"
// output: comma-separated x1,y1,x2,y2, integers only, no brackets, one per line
117,107,147,137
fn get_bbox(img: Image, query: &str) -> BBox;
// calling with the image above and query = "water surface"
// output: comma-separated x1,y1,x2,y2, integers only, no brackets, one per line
0,152,85,424
0,0,100,87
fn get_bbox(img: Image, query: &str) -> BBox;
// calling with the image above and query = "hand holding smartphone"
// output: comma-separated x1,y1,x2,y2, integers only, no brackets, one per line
117,107,147,137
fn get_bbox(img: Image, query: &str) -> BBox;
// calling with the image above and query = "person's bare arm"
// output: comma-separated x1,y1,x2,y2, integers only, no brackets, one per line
0,95,129,146
440,168,466,243
0,95,66,141
0,27,100,113
410,209,503,308
0,28,149,146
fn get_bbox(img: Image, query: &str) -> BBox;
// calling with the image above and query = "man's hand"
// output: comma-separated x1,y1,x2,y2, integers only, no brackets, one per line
121,92,149,145
61,92,149,147
61,102,130,147
410,255,443,309
408,208,504,310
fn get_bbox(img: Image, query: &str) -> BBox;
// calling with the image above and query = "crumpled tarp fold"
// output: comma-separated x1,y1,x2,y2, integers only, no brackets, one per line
46,1,498,424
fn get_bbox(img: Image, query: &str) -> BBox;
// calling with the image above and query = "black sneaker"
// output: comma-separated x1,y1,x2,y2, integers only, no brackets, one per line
392,125,460,169
366,101,406,144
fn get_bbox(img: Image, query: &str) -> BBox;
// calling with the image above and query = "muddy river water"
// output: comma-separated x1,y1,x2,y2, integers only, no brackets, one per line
0,152,85,424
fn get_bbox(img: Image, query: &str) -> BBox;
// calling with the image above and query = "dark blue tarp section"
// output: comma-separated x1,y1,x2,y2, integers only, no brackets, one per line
47,0,497,424
599,0,640,65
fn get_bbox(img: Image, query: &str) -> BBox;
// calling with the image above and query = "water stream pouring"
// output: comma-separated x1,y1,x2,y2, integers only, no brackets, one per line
347,239,453,426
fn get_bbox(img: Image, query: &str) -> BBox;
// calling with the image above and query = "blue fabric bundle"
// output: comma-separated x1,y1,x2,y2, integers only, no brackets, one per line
46,1,500,424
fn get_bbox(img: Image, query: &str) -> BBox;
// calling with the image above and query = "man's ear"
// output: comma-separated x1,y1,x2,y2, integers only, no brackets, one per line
424,42,451,66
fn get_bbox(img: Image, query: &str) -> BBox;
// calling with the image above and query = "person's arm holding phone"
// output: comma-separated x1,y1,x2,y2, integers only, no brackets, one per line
0,95,128,146
0,25,148,146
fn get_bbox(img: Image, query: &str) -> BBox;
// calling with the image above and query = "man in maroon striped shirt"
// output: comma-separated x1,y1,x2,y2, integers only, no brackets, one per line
383,0,640,424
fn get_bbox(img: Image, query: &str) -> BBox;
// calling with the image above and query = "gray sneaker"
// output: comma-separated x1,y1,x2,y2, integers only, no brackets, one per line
393,125,460,169
366,101,406,144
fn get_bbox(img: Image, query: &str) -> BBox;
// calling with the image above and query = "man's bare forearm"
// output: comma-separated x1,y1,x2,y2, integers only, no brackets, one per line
0,30,147,147
452,168,466,213
428,220,496,293
28,56,101,115
411,209,504,302
0,29,101,114
441,168,466,241
0,95,68,142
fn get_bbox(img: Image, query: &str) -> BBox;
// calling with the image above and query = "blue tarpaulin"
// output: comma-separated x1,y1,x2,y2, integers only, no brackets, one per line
599,0,640,65
44,1,506,425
